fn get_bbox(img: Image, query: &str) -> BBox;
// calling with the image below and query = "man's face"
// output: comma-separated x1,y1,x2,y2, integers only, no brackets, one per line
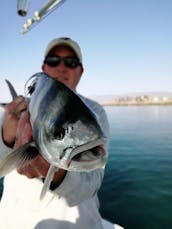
42,45,83,90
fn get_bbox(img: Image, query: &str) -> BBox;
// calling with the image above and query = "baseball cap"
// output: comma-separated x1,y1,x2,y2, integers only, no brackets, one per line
44,37,82,64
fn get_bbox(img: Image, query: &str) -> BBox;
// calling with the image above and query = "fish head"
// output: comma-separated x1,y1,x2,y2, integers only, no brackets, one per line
39,115,107,171
29,73,107,172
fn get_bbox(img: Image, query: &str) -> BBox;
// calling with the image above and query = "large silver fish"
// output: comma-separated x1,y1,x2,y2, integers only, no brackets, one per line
0,72,107,198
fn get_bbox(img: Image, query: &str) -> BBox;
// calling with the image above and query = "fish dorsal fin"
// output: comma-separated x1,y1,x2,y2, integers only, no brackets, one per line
0,79,18,106
5,79,18,99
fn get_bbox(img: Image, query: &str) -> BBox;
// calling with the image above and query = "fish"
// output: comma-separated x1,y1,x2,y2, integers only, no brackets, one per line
0,72,107,198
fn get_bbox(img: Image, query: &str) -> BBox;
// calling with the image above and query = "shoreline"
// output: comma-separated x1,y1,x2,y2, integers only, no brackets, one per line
100,102,172,106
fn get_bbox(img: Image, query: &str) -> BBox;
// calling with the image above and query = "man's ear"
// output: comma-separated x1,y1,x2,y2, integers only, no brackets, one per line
80,65,84,75
42,63,45,71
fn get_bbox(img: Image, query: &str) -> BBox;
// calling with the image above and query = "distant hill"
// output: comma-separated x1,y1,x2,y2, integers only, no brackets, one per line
89,91,172,103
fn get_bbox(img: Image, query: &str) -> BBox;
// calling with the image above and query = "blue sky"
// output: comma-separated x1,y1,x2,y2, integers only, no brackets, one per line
0,0,172,102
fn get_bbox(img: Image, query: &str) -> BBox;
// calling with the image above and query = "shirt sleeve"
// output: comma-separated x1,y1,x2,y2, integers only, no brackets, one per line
52,97,110,206
53,168,104,206
0,111,12,161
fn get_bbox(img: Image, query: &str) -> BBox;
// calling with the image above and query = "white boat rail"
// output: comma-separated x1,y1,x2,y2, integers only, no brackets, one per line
20,0,66,34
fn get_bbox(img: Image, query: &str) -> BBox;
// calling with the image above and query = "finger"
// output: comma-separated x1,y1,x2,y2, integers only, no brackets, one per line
17,156,48,178
31,155,50,177
17,165,39,178
14,112,32,148
14,98,28,118
18,111,30,126
5,96,27,117
13,95,25,105
15,101,28,115
6,96,24,110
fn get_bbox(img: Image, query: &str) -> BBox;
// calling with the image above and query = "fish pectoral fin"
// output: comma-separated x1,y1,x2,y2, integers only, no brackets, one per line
0,141,38,176
40,165,58,200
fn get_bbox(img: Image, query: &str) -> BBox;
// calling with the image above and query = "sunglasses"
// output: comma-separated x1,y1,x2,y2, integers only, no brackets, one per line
44,55,81,69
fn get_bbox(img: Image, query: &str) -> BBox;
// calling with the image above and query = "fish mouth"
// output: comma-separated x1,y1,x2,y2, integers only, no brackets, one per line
72,145,105,162
66,139,107,171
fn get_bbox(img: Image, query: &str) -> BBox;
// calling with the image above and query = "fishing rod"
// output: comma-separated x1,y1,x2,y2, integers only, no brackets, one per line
18,0,66,34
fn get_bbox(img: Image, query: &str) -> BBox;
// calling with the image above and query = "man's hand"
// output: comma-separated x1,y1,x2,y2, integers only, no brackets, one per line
15,111,66,187
14,111,49,178
2,96,27,147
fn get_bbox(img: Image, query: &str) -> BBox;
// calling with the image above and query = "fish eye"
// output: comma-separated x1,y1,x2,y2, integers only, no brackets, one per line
53,126,65,140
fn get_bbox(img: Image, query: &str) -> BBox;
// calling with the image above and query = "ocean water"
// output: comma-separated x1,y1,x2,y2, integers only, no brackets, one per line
1,106,172,229
98,106,172,229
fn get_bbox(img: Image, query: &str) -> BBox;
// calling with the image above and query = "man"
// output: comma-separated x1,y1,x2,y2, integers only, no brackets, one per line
0,37,110,229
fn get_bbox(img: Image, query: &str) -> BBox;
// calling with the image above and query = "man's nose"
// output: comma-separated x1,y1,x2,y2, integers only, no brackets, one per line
57,60,66,70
